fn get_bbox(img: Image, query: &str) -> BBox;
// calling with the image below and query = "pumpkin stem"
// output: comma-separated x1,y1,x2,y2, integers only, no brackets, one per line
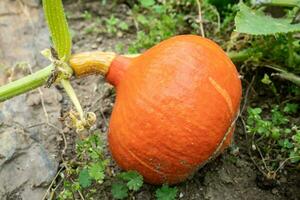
70,51,135,87
69,51,117,77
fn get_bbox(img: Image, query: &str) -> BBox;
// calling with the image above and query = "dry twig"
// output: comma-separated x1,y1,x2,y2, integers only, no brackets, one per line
41,166,65,200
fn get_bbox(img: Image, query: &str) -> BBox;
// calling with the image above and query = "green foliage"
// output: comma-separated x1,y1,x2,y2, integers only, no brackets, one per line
129,7,182,52
235,3,300,35
76,132,105,161
89,162,106,182
79,168,92,188
261,74,278,95
291,131,300,162
116,0,239,53
119,21,129,31
112,182,129,199
246,104,300,171
128,0,198,53
111,171,144,199
42,0,72,61
105,15,120,35
118,171,143,191
218,3,239,31
115,42,125,53
283,103,299,114
105,15,129,36
82,10,92,20
231,3,300,85
155,184,178,200
140,0,155,7
207,0,238,18
58,132,109,198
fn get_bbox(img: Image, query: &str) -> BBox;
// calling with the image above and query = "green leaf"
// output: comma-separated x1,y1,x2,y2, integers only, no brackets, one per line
283,103,299,114
155,185,178,200
79,168,92,188
261,74,272,85
289,151,300,163
118,171,143,191
82,10,92,20
139,0,155,7
271,106,289,125
137,15,148,25
111,182,128,199
284,128,292,134
43,0,72,61
271,127,280,140
248,107,262,115
153,5,165,14
292,132,300,143
118,22,129,31
89,163,105,182
235,3,300,35
283,139,294,149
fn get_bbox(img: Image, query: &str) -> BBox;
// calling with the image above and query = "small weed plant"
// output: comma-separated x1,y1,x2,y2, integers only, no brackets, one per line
246,103,300,177
58,132,178,199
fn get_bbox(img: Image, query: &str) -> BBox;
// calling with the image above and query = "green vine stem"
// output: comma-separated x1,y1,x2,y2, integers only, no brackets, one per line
60,79,84,121
265,65,300,86
0,65,53,102
287,33,294,68
227,48,262,63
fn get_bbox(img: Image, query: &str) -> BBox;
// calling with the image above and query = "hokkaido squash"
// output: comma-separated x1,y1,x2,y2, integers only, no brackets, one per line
70,35,242,184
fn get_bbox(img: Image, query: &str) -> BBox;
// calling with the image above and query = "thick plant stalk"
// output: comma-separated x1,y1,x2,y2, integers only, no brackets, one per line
276,72,300,86
227,48,259,63
0,65,53,102
265,65,300,87
43,0,72,61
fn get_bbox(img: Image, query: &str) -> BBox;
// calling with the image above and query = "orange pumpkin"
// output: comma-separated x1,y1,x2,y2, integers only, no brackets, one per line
70,35,242,184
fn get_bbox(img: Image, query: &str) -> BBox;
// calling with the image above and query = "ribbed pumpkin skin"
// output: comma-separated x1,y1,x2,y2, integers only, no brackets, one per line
107,35,242,184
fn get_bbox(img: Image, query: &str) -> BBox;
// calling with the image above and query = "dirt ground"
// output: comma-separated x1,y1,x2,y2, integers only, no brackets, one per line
1,0,299,199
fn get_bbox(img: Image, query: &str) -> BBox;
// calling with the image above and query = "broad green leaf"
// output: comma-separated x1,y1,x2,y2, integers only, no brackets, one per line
155,185,178,200
79,168,92,188
118,171,143,191
111,182,128,199
235,3,300,35
43,0,72,61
